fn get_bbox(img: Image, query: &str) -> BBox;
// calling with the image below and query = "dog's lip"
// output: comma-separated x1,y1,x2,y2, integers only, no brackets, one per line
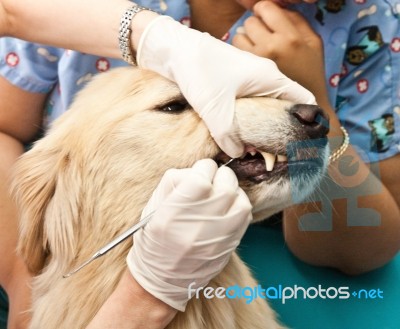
233,160,289,184
215,144,326,183
216,146,288,169
215,147,289,183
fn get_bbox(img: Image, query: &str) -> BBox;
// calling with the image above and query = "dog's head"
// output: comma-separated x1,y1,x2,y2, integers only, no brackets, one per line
12,67,329,273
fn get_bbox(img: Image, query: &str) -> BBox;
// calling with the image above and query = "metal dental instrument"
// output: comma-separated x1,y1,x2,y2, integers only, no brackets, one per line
222,158,234,166
63,211,154,278
63,158,235,279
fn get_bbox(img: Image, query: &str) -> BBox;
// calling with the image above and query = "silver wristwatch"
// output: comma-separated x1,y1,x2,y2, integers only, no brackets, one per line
119,5,152,65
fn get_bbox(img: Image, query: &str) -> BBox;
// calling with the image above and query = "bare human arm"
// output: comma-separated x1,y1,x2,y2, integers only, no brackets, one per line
233,1,400,275
0,0,158,58
86,270,176,329
0,76,46,328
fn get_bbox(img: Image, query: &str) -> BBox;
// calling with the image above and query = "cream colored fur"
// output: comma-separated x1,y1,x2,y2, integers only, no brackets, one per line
12,67,328,328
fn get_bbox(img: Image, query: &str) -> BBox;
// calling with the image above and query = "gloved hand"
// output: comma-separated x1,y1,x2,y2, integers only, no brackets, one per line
127,159,252,312
137,15,316,158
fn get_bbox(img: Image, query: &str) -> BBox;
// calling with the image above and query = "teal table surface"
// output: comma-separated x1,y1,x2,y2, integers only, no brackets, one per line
0,287,8,329
239,223,400,329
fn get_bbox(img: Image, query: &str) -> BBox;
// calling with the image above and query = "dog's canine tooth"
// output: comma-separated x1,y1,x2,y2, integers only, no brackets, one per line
277,154,288,162
249,151,257,156
261,151,276,171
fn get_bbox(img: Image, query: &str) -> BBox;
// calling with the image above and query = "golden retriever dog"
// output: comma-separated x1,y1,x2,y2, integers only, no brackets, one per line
12,67,329,329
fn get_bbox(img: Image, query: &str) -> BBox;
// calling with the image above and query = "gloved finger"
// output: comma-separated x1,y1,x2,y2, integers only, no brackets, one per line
208,188,252,245
235,55,317,105
225,187,253,233
191,158,218,182
207,169,252,233
142,160,217,219
261,80,317,105
185,166,240,218
246,76,316,105
143,170,215,221
243,77,317,105
213,131,244,159
145,159,216,211
141,167,191,218
200,100,244,158
213,165,239,191
196,205,252,268
165,166,217,203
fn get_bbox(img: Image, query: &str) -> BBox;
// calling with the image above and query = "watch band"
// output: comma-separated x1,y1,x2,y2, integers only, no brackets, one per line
119,5,153,65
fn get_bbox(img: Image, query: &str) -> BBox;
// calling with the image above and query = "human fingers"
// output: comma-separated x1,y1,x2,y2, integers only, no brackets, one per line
235,54,316,104
271,0,317,6
227,187,253,236
141,160,218,219
200,97,245,158
200,166,252,244
285,8,321,43
213,167,252,227
253,1,298,36
191,158,219,182
161,162,217,202
232,28,255,52
213,166,252,222
213,165,239,191
233,16,274,53
140,168,184,218
178,165,240,219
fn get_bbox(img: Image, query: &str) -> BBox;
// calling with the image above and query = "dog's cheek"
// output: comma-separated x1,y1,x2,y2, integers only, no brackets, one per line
141,112,217,164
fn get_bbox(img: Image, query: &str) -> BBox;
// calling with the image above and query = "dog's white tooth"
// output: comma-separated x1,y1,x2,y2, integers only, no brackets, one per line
277,154,288,162
249,151,257,156
261,152,275,171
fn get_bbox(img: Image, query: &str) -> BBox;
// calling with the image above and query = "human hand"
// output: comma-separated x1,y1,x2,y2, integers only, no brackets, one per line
127,159,253,312
233,1,329,105
236,0,317,10
271,0,318,5
137,16,315,158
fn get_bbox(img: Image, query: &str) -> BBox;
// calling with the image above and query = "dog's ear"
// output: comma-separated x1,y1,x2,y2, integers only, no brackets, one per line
12,146,80,274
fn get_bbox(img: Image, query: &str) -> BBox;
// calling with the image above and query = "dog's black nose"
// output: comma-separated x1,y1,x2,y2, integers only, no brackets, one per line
290,104,329,139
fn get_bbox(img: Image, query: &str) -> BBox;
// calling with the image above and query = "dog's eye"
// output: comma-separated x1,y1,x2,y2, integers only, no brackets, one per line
158,100,189,113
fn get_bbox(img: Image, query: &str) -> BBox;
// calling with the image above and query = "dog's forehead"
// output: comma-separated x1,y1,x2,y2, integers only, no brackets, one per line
140,73,183,103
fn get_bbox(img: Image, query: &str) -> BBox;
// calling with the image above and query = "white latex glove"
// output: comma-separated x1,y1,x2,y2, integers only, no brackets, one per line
137,16,316,158
127,159,252,312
